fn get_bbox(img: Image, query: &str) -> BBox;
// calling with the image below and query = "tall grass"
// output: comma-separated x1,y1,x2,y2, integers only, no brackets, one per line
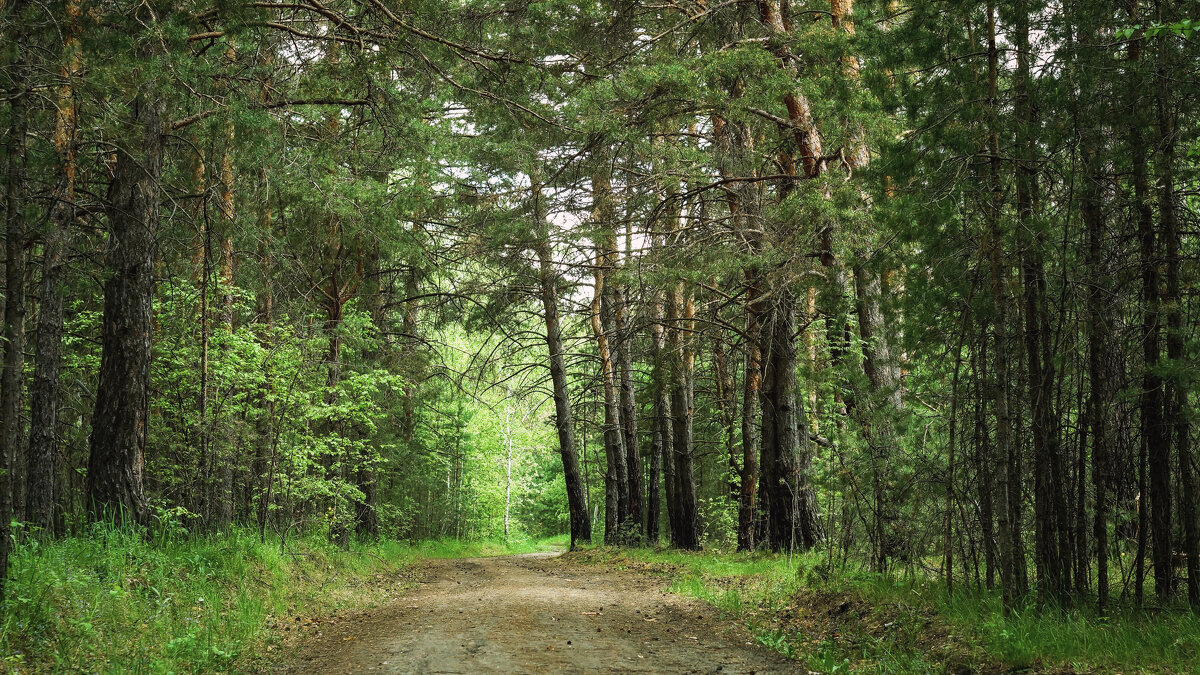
937,589,1200,673
0,525,566,673
576,547,1200,673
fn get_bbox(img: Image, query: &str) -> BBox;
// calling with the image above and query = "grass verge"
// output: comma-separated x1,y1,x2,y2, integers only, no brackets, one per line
0,526,564,673
566,547,1200,674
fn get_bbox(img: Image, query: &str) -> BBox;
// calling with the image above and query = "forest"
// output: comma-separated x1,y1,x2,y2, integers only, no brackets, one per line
1,0,1199,672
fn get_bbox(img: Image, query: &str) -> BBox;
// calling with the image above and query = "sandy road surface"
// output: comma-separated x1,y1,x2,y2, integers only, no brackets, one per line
278,551,796,674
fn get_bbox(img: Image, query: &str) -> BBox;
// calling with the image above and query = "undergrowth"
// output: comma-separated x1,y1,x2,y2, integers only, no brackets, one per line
570,547,1200,674
410,533,568,558
0,524,561,673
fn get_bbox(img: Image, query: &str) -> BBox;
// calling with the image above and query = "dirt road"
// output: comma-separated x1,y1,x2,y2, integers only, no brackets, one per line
279,551,796,674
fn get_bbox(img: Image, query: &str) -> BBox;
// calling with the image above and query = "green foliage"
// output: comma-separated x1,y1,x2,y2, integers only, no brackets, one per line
1117,19,1198,40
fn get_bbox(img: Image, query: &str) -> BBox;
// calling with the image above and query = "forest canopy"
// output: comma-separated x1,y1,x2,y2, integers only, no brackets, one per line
1,0,1199,621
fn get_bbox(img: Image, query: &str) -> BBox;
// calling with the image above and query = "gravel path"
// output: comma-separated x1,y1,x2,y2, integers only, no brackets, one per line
278,551,796,674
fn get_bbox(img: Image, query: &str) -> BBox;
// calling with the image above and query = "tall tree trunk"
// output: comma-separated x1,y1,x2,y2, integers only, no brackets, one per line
1081,97,1112,613
400,265,421,445
831,0,905,571
1156,23,1195,607
946,318,968,594
760,289,821,552
356,250,385,540
663,372,679,541
974,330,997,589
667,278,700,550
985,0,1026,612
647,238,671,545
855,262,901,570
27,0,82,535
194,150,212,523
26,23,67,533
646,391,666,545
1013,0,1070,605
714,106,762,552
739,271,762,552
1120,0,1155,607
255,199,275,540
614,262,642,535
1133,53,1170,606
502,393,515,537
214,116,236,530
27,224,67,534
1,0,31,590
591,164,629,542
593,259,624,542
532,166,591,548
750,14,826,550
87,87,164,526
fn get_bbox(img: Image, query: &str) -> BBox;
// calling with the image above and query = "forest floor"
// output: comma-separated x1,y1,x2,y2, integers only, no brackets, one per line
561,548,1200,674
7,531,1195,673
275,551,794,674
0,529,567,673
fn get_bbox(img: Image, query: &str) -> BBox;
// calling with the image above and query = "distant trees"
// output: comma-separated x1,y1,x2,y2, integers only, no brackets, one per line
885,0,1199,610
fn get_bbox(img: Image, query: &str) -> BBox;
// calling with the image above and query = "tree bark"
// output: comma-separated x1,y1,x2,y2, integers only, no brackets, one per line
1133,51,1171,606
1,0,30,589
254,191,275,540
713,105,763,552
532,166,591,548
760,289,821,552
193,149,212,524
647,236,671,546
974,330,996,590
1013,0,1070,605
614,264,642,534
667,278,700,550
27,0,82,534
1121,0,1156,605
1081,99,1112,612
855,262,902,570
87,89,164,526
985,0,1026,611
739,271,762,552
1156,25,1195,607
591,164,629,543
214,113,236,530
